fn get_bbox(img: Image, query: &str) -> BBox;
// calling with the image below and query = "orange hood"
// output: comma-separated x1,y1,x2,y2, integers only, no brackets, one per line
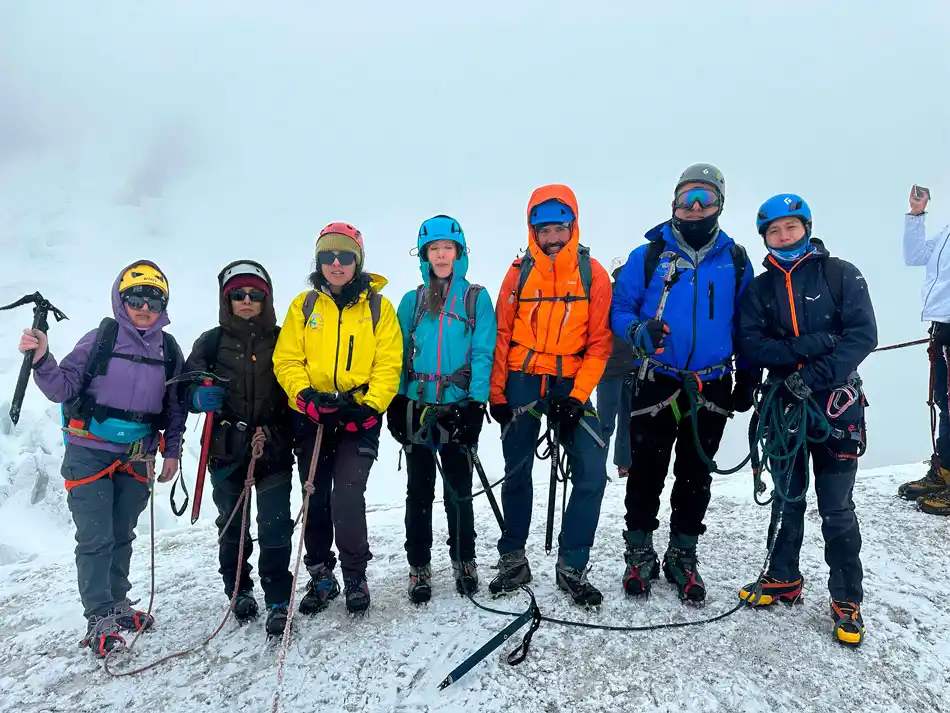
525,184,580,269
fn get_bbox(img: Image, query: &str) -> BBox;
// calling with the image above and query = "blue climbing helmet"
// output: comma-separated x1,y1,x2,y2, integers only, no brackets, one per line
529,198,575,227
756,194,812,236
416,214,468,282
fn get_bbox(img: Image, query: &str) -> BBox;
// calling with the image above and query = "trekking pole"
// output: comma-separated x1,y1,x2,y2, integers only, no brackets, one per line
469,447,505,534
633,253,681,397
0,292,68,425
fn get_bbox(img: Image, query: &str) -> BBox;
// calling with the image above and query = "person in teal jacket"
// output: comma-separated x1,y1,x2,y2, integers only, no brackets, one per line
386,214,497,604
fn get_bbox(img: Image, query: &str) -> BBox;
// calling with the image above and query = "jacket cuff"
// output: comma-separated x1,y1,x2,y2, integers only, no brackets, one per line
31,351,51,370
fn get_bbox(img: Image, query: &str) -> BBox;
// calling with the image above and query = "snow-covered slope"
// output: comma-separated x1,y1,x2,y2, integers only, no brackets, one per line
1,452,948,713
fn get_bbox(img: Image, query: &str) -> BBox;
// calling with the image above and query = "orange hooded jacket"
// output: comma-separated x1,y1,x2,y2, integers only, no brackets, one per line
489,185,612,405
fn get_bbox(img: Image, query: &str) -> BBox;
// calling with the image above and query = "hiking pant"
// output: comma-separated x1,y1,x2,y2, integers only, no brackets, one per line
497,372,608,570
61,444,150,619
211,463,294,607
293,414,378,577
625,373,730,537
596,377,632,469
767,405,864,603
404,442,476,567
933,336,950,466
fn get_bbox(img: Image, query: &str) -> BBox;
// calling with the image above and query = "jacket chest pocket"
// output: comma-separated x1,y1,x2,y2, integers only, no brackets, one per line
345,335,355,371
707,281,715,320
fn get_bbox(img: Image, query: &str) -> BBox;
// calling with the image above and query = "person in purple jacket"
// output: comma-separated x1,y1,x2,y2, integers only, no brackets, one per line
17,261,187,657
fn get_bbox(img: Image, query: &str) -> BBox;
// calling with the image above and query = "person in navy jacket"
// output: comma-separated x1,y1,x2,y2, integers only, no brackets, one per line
610,163,755,604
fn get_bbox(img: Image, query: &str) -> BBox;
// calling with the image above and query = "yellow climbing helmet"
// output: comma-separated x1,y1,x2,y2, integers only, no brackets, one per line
119,263,168,296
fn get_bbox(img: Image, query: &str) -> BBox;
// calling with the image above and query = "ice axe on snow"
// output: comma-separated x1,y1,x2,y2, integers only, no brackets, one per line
0,292,68,426
634,252,683,396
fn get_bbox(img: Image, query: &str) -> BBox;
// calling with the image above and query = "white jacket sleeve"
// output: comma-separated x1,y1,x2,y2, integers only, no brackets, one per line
903,213,937,266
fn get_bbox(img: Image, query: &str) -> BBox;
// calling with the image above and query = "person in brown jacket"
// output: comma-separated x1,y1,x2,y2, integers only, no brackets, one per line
184,260,295,638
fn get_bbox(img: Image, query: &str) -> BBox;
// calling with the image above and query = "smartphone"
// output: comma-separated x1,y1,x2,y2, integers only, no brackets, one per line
914,185,932,201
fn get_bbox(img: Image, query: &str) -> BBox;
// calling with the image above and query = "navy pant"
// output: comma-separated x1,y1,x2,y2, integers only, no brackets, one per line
61,444,150,619
211,464,294,606
595,377,632,468
497,372,608,570
933,342,950,466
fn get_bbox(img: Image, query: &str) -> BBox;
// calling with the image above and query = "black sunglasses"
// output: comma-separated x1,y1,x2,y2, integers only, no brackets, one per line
228,289,267,303
317,251,357,267
123,294,166,313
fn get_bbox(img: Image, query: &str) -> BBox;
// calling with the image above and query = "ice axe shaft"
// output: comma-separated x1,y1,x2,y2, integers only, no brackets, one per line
0,292,68,425
634,253,682,393
191,378,215,525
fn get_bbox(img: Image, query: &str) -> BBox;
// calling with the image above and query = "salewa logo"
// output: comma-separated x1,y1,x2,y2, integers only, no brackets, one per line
805,294,821,302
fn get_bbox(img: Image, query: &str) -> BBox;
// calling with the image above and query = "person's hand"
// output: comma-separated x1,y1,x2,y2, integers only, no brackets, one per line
19,328,48,365
631,319,670,356
909,185,930,216
340,404,380,432
489,402,514,432
158,457,179,483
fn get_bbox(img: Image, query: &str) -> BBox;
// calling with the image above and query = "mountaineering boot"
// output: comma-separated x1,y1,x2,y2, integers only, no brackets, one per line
343,572,371,614
111,600,155,633
232,591,259,623
917,486,950,516
452,559,479,595
897,455,950,500
265,604,289,638
738,575,804,607
408,564,433,604
662,532,706,604
622,530,660,597
831,600,865,647
555,557,603,607
488,550,532,595
299,564,341,615
79,614,125,658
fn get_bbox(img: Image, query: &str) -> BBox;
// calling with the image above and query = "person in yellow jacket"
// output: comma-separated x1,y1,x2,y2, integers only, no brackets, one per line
273,222,402,615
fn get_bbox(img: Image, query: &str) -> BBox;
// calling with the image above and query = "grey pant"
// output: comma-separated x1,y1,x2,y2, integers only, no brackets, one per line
62,444,150,618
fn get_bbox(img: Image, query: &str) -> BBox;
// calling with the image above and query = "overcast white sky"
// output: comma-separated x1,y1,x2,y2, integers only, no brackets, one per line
1,1,949,475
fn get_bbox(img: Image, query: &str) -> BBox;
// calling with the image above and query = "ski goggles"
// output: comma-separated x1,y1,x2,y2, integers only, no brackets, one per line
228,288,267,303
674,187,721,210
122,294,166,313
317,251,358,267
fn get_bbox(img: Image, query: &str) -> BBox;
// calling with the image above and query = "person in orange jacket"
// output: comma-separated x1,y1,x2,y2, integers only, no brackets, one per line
487,184,613,606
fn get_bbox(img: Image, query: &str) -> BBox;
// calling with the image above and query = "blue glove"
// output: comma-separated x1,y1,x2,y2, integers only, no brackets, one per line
630,319,670,356
190,385,225,413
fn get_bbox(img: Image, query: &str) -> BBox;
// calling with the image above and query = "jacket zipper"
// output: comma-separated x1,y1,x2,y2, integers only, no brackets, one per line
923,233,949,318
684,265,698,369
345,335,354,371
332,307,343,390
707,281,714,320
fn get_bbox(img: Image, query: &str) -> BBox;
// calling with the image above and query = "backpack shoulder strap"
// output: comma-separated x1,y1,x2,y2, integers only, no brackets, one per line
369,290,382,332
823,256,845,311
729,243,748,296
302,290,319,324
515,253,534,302
84,318,119,387
202,327,222,374
643,241,665,289
576,244,592,297
161,332,181,383
462,284,484,335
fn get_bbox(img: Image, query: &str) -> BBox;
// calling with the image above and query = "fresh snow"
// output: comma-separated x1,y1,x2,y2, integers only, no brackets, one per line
1,411,948,713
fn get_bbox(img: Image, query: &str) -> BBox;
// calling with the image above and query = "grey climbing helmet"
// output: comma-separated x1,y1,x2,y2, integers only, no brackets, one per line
675,163,726,203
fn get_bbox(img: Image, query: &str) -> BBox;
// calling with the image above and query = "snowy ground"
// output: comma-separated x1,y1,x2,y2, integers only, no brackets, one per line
1,415,948,713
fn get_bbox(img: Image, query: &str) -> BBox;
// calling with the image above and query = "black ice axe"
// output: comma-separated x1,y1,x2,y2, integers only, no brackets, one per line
0,292,68,425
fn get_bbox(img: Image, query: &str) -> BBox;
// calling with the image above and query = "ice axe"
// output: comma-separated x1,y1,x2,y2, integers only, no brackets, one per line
634,252,683,395
0,292,68,425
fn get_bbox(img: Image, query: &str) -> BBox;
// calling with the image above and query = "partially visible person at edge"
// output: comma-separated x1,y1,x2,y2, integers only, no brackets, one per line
595,263,636,479
736,194,877,648
272,222,402,616
387,215,497,604
183,260,295,637
488,184,613,607
610,163,756,605
898,185,950,515
18,262,186,657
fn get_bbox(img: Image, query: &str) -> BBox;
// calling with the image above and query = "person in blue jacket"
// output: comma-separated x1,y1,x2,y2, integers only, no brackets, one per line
386,215,497,604
610,163,756,604
736,194,877,648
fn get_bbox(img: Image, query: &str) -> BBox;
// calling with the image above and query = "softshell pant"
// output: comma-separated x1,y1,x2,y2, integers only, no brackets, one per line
596,376,633,469
61,444,150,619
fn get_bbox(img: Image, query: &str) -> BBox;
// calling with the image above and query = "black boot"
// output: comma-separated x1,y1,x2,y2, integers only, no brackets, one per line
299,564,341,615
621,530,660,597
452,559,479,595
343,572,371,614
110,600,155,633
488,550,532,595
408,564,432,604
555,557,603,607
80,614,125,658
265,604,289,638
232,591,259,623
662,533,706,604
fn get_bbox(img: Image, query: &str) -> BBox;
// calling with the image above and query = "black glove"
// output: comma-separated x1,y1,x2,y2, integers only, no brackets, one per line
386,394,412,445
630,319,670,355
449,401,486,447
934,322,950,347
339,403,380,433
548,397,585,433
783,371,812,402
731,370,758,413
489,402,514,431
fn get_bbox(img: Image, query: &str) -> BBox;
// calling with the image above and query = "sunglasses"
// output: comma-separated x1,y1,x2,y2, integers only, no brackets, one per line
228,289,267,303
123,294,166,313
674,187,721,210
317,251,357,267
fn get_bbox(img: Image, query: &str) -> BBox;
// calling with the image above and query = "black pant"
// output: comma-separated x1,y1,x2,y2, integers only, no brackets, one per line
404,443,476,567
625,373,730,536
211,463,294,606
293,415,378,577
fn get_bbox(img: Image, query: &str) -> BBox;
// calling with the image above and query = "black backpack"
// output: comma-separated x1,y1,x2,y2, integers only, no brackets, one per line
643,239,748,296
63,317,180,428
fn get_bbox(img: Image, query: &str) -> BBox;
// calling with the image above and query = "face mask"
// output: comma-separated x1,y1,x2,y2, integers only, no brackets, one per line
766,237,809,264
672,213,719,250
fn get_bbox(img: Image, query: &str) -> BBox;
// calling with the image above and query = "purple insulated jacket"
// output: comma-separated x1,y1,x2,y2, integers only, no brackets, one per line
32,260,187,458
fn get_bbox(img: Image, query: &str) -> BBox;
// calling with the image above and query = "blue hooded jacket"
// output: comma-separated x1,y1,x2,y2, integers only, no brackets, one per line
396,216,497,404
610,221,753,381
